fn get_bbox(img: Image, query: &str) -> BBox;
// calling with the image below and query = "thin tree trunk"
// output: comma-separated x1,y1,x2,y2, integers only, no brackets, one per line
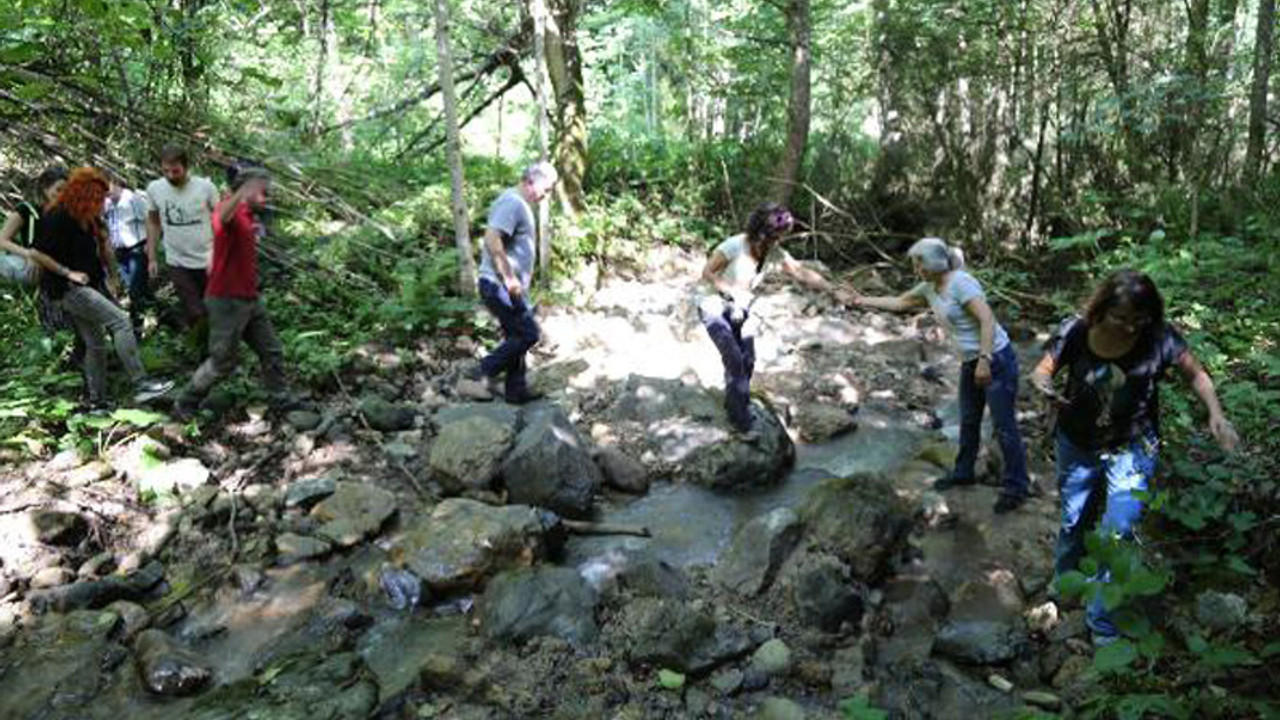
433,0,475,294
531,0,552,283
310,0,332,136
545,0,588,215
1247,0,1276,182
771,0,811,207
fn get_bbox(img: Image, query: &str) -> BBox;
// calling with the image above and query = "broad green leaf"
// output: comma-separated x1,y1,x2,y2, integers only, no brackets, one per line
1093,640,1139,673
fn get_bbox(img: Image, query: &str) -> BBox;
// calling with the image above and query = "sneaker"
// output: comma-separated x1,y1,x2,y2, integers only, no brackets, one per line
504,389,546,405
84,400,113,417
993,494,1028,514
134,378,174,404
933,475,977,492
1091,632,1121,648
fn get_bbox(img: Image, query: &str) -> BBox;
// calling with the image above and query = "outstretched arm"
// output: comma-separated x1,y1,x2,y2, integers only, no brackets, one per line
1176,350,1239,452
781,254,833,294
851,289,927,313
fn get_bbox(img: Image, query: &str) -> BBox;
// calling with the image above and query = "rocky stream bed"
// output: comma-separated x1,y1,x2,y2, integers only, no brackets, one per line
0,247,1095,719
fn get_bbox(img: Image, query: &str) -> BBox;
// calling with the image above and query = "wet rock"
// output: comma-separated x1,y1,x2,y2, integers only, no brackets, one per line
793,403,857,442
359,395,416,432
501,404,601,519
750,639,792,677
581,547,691,601
798,473,915,582
435,401,523,429
29,509,89,546
77,551,117,579
232,564,266,595
711,668,745,695
754,697,805,720
30,565,75,588
594,446,650,494
602,375,794,490
26,560,165,613
712,507,801,596
310,481,397,547
616,597,753,675
379,565,423,610
429,415,517,493
1052,654,1091,689
285,476,337,509
383,440,418,461
872,658,1020,719
1196,591,1248,634
275,532,333,564
106,600,150,640
480,567,599,646
789,554,864,632
287,409,323,431
0,610,123,718
359,615,470,699
933,619,1028,665
134,628,213,696
872,577,951,665
397,498,545,593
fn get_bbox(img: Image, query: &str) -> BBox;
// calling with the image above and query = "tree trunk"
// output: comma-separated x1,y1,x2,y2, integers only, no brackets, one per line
771,0,811,207
1247,0,1276,182
433,0,476,294
531,0,553,283
310,0,332,136
545,0,588,215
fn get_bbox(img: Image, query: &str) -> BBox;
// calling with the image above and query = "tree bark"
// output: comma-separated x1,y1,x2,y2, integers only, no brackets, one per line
433,0,476,294
1247,0,1276,182
771,0,811,207
544,0,588,215
531,0,553,282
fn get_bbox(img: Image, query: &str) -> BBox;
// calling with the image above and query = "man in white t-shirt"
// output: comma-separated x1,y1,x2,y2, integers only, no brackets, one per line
145,145,218,330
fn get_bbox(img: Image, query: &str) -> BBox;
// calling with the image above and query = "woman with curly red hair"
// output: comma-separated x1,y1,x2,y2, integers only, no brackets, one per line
29,167,171,409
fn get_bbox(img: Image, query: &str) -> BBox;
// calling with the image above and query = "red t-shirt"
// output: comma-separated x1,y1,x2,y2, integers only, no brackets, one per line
206,199,259,299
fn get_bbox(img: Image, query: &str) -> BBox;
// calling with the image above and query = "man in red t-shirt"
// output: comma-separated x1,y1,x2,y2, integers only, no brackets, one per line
175,167,288,417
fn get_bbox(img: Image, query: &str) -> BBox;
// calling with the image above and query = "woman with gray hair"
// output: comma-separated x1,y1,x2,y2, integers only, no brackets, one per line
851,237,1031,513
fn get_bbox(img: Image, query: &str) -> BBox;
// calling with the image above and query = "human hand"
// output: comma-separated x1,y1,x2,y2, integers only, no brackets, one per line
505,276,524,300
67,270,89,285
1030,371,1067,406
974,358,992,387
1209,414,1239,453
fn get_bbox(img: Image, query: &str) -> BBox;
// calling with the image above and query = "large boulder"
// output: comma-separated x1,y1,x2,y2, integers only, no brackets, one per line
359,395,416,432
613,597,754,675
480,567,599,646
0,610,123,718
712,508,802,596
309,482,397,548
932,620,1027,665
798,473,915,582
602,375,794,490
501,404,601,519
397,498,546,593
429,415,517,493
787,553,864,633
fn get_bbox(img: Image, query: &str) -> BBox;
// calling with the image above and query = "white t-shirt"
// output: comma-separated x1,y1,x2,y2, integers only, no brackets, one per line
910,270,1010,360
146,176,218,269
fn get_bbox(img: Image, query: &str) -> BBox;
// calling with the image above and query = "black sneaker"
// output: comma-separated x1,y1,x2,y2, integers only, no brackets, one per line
505,389,546,405
933,475,977,491
993,494,1028,514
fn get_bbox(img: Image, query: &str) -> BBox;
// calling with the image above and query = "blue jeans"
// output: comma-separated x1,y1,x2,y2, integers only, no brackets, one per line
954,343,1030,498
478,278,540,400
700,301,755,431
115,246,153,327
1054,430,1157,639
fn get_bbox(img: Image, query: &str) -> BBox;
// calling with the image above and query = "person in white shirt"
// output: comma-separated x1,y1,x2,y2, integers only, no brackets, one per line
697,202,835,440
106,177,152,330
145,145,218,331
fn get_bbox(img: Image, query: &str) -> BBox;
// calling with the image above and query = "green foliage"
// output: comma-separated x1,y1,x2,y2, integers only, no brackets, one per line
838,693,888,720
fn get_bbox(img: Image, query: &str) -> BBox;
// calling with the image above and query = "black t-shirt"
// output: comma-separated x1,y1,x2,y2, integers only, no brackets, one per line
1046,316,1189,449
34,209,106,300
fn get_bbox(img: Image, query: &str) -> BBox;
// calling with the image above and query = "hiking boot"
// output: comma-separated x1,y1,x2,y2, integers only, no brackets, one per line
134,378,174,404
993,493,1028,514
933,475,977,492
